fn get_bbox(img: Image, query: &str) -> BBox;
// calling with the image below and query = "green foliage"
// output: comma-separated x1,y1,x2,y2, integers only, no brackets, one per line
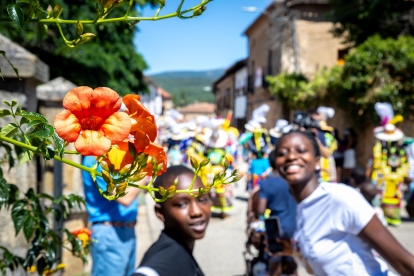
332,35,414,128
328,0,414,46
151,70,223,105
0,0,158,95
0,176,89,275
268,35,414,129
267,69,338,110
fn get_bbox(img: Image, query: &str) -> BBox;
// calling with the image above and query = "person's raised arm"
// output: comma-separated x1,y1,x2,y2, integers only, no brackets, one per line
257,197,268,217
358,215,414,276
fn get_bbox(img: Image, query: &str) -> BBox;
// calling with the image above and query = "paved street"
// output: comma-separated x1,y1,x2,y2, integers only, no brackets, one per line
135,170,414,276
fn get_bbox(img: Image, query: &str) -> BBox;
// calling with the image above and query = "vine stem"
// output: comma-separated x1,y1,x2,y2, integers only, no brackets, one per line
0,0,213,24
0,135,101,177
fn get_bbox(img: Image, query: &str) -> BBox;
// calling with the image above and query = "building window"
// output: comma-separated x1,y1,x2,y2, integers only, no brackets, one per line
268,50,273,75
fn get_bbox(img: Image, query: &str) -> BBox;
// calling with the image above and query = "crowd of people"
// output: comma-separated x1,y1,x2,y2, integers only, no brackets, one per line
81,102,414,276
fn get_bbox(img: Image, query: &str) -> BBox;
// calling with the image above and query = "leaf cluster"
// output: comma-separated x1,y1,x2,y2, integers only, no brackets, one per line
0,0,158,95
0,175,88,275
327,0,414,46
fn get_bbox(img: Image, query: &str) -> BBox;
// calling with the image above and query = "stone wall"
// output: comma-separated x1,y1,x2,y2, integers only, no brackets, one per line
215,75,234,119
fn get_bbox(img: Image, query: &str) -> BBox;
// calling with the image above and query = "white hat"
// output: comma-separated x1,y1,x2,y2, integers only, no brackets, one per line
317,106,335,121
245,104,270,131
374,102,403,141
269,119,289,138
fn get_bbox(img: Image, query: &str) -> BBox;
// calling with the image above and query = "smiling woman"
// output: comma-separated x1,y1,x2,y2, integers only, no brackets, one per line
275,130,414,276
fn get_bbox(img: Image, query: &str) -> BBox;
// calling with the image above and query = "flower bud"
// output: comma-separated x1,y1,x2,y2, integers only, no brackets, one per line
113,0,123,7
157,163,164,172
106,182,115,193
100,160,110,172
173,177,178,186
151,157,158,169
47,5,53,18
102,171,112,184
190,156,198,170
193,6,206,17
159,0,165,8
166,185,176,198
232,176,242,182
101,0,116,8
139,155,149,167
158,186,166,196
200,158,210,167
136,152,146,163
77,33,96,45
76,21,83,36
119,164,132,175
223,158,229,170
130,171,147,182
116,182,128,195
53,4,61,18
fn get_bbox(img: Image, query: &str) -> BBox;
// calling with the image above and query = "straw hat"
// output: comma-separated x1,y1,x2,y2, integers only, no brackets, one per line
373,102,404,141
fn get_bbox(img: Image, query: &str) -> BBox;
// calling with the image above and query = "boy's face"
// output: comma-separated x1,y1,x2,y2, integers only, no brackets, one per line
157,173,211,241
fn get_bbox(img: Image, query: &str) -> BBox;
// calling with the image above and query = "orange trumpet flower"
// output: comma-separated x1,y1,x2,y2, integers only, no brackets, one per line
54,87,131,156
122,95,157,151
143,142,167,176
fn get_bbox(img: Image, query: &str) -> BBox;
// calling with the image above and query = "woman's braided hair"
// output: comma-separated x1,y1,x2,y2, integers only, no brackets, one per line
275,130,321,157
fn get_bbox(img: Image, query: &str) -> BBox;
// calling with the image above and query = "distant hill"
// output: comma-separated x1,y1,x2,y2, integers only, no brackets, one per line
150,69,224,106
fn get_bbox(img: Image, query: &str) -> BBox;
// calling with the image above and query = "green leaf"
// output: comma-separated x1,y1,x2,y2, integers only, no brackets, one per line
29,125,54,138
15,105,21,115
7,4,24,32
0,123,18,137
19,116,29,126
16,112,48,123
23,215,34,241
0,110,12,118
44,145,55,161
12,209,28,235
3,101,11,107
25,120,43,133
18,151,32,168
37,22,48,42
1,142,15,169
36,256,46,275
53,133,65,157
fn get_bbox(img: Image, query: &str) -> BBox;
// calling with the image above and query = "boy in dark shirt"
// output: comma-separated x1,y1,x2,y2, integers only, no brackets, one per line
133,165,211,276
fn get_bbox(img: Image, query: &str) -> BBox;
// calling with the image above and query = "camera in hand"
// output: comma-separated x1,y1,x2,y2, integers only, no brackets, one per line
264,217,283,254
293,111,321,130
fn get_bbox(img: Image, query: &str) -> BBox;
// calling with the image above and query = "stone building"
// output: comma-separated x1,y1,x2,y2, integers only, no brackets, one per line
212,59,246,129
243,0,346,129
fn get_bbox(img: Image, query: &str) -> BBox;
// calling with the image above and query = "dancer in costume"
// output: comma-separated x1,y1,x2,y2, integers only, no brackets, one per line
313,107,338,182
198,118,233,219
367,103,408,225
245,105,272,191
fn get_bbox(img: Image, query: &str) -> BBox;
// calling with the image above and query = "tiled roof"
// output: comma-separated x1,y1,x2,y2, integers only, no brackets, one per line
158,87,172,99
178,102,216,114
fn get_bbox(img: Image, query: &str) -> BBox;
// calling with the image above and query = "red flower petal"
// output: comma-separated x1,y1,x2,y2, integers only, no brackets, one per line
131,115,157,142
122,95,151,118
63,86,122,122
143,143,167,176
75,130,111,156
133,130,150,151
100,112,131,145
54,110,81,142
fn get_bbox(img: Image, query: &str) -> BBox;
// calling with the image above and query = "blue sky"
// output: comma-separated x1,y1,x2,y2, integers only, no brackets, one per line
134,0,273,75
